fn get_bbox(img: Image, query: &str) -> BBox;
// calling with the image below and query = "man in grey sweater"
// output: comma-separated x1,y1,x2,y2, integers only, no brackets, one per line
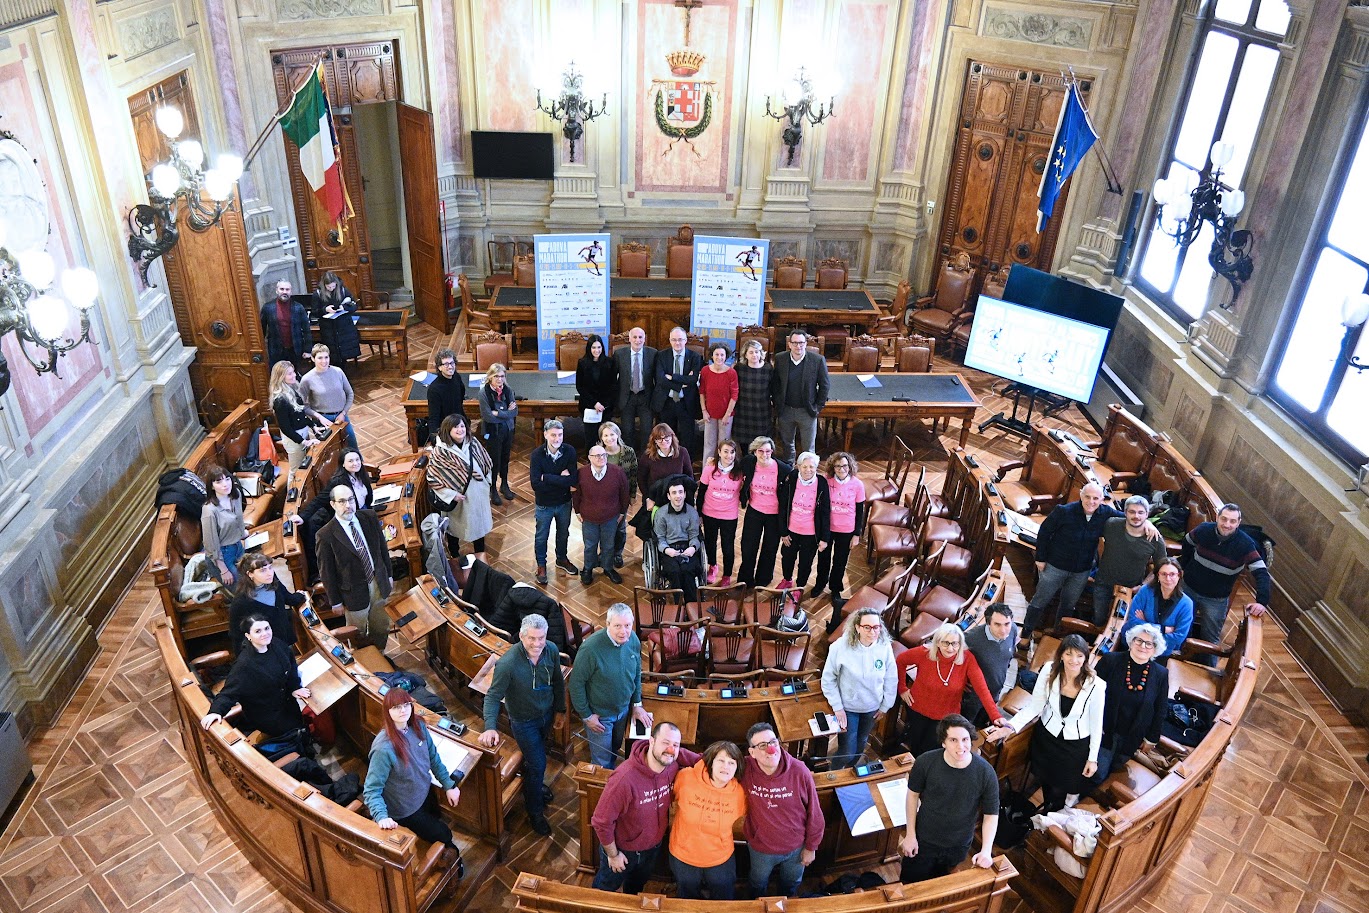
962,603,1017,727
653,479,703,601
300,343,359,452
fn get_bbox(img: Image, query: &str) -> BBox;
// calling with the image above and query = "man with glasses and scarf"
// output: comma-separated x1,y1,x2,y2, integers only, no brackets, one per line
739,722,824,897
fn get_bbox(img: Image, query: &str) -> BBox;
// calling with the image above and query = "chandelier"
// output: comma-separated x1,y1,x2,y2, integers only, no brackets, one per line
764,67,836,167
1151,141,1253,307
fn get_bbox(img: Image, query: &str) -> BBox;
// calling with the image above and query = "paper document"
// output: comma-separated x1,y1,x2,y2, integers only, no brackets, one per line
557,371,576,385
876,778,909,828
243,531,270,550
297,653,332,686
323,310,346,319
469,373,485,386
1007,510,1042,537
809,713,839,736
836,784,885,836
431,738,471,784
859,375,882,388
410,371,436,385
371,484,403,506
584,409,602,423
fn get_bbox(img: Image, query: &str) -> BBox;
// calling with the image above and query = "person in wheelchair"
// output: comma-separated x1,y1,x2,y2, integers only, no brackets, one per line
653,477,704,601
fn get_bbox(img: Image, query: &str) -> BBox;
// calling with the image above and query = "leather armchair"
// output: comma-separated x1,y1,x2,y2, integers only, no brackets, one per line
911,253,975,340
815,257,849,289
773,256,806,289
617,242,651,278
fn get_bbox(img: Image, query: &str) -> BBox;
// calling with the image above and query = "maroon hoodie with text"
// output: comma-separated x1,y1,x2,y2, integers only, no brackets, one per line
738,747,825,855
591,737,702,851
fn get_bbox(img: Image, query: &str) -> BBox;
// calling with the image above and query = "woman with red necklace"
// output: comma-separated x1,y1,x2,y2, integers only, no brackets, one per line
896,624,1008,756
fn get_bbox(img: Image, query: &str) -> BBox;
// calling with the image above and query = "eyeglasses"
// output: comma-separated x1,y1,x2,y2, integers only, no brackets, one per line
1133,640,1158,649
749,738,779,751
439,360,456,368
857,623,883,632
331,495,355,504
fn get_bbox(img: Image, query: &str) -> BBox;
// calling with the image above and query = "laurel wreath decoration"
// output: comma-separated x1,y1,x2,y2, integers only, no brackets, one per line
653,89,713,155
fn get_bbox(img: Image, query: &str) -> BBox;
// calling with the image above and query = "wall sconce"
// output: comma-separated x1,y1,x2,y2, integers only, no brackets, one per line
0,217,100,397
763,67,835,167
535,62,608,163
1152,141,1253,307
126,106,243,286
1339,292,1369,371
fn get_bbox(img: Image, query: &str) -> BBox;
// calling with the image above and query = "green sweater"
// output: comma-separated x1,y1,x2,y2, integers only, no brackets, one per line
482,643,566,730
567,629,643,718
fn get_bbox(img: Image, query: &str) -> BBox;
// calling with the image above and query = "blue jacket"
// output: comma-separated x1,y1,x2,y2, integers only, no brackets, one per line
1120,584,1193,656
530,444,577,506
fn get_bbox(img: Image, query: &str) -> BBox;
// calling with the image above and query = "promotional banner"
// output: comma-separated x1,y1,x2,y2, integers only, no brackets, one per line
534,233,612,370
690,235,768,346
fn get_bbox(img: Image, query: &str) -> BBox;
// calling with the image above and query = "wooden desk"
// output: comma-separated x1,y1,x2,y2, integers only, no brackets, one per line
770,689,838,743
313,310,410,370
296,649,357,714
824,373,980,450
766,288,882,331
490,279,701,343
402,370,579,450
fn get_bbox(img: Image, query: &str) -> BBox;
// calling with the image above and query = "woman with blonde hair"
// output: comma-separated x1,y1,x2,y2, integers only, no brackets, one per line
895,623,1008,756
731,338,774,446
821,608,898,767
599,421,638,568
478,363,518,503
269,360,326,469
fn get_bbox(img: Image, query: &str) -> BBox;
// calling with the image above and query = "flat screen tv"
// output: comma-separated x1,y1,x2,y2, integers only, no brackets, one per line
1001,265,1124,331
964,296,1111,402
470,131,555,180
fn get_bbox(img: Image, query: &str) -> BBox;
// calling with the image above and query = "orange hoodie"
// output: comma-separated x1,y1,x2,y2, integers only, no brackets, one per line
669,759,747,868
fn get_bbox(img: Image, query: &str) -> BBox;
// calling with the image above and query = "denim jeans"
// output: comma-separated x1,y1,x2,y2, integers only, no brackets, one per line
534,502,572,567
592,844,659,894
835,708,878,768
1190,592,1231,667
320,410,359,452
583,707,628,768
670,850,735,899
509,711,553,821
614,516,628,563
1090,581,1121,626
1023,563,1092,635
747,845,806,897
583,518,619,573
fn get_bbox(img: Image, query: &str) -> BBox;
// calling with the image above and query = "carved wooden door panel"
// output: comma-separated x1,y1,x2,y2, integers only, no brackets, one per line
936,62,1077,294
271,42,400,298
396,103,447,331
130,72,267,421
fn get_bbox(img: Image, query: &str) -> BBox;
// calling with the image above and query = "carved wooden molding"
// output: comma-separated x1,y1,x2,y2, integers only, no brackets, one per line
206,740,275,809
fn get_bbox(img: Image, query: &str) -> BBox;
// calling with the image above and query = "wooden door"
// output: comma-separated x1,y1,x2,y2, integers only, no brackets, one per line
936,62,1080,292
396,103,447,331
271,42,400,298
130,73,267,423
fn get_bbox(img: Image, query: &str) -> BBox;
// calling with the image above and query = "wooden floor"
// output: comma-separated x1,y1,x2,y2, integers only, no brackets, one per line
2,326,1366,913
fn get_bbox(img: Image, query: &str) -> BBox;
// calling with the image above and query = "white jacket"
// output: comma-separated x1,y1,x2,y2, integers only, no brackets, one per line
1006,661,1107,762
821,638,898,714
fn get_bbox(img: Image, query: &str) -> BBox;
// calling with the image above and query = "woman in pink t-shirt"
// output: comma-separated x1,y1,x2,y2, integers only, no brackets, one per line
777,451,831,594
737,437,793,588
699,344,739,464
697,440,745,585
815,451,867,607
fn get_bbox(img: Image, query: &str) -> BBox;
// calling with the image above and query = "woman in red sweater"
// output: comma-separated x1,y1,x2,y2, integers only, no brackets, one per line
699,343,739,464
896,623,1009,756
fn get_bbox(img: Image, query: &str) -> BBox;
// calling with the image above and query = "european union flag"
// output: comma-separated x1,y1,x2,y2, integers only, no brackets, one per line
1037,82,1098,232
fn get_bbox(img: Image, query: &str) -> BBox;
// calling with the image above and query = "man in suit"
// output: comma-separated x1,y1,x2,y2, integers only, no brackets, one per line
613,326,656,452
260,279,311,369
771,331,830,462
317,484,393,649
651,326,703,459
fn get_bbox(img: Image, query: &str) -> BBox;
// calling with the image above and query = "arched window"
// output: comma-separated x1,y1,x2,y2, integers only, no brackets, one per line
1269,105,1369,465
1134,0,1289,320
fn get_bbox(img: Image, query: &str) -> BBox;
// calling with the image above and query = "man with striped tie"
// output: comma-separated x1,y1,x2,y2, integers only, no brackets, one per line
317,484,393,650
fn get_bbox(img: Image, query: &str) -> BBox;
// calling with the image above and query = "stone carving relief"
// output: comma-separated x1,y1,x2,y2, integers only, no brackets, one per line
117,8,178,60
983,7,1093,49
277,0,382,22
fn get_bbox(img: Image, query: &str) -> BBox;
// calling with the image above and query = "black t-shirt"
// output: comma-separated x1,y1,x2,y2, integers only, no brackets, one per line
907,749,1000,849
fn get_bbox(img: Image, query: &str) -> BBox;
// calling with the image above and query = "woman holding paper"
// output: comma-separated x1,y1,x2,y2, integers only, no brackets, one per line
479,364,519,504
363,688,465,876
428,413,495,565
576,334,617,426
314,271,361,364
200,613,310,740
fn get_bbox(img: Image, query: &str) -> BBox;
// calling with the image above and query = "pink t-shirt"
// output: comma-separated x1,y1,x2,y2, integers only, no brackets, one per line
828,475,866,534
700,464,744,520
748,462,781,515
788,477,819,535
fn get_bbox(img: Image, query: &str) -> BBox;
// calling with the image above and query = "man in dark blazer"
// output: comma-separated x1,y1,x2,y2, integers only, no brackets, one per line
651,326,704,460
771,330,830,461
612,326,656,451
260,279,312,369
317,484,394,649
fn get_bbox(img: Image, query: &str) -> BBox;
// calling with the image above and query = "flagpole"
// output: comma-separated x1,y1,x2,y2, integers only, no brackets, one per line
241,53,328,172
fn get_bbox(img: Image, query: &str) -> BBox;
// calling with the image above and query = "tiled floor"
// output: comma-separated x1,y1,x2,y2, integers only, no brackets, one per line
2,328,1366,913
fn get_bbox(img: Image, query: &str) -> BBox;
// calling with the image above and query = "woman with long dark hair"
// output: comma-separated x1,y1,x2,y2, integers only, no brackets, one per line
986,633,1107,812
428,413,495,564
228,553,305,656
200,614,310,739
363,688,465,874
698,343,739,462
576,334,617,426
478,363,518,504
737,437,791,588
314,270,361,364
201,463,246,586
1119,558,1193,657
696,439,744,586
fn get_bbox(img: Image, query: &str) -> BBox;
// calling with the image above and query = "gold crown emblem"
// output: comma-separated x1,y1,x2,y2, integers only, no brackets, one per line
666,49,706,77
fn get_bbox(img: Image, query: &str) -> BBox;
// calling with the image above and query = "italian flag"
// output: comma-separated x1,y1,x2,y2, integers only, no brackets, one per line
280,63,349,232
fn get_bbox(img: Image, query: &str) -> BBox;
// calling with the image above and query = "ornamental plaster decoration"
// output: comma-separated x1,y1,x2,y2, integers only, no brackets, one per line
277,0,382,22
117,7,178,60
983,7,1094,49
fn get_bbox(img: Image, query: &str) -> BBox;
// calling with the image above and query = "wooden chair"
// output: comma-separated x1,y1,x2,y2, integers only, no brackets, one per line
667,225,694,279
471,332,512,372
703,670,768,689
557,330,590,371
609,331,632,354
706,622,757,674
617,242,651,278
484,240,518,296
772,256,806,289
842,335,882,373
751,586,803,627
686,332,709,360
512,254,536,287
646,618,708,675
896,334,935,373
872,280,913,353
829,562,919,638
458,275,496,334
911,252,975,342
561,603,596,660
814,257,849,289
696,583,751,623
994,430,1075,515
864,435,914,505
633,586,685,632
756,626,812,674
736,325,775,358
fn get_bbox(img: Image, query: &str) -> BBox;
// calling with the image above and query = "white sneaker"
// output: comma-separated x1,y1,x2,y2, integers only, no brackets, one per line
1065,793,1080,808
